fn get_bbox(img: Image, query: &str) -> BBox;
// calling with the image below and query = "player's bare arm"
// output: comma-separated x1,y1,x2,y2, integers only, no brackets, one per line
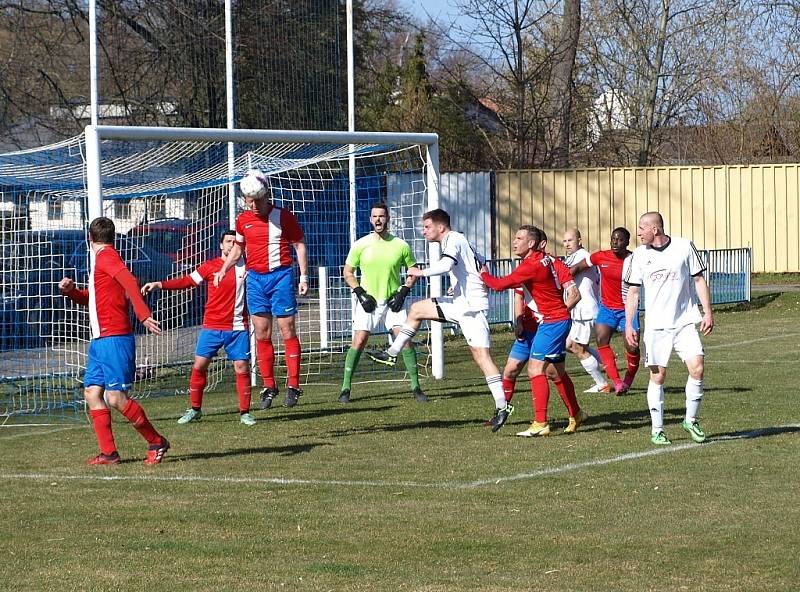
694,274,714,335
342,263,359,291
58,277,75,294
214,241,243,287
294,239,309,296
624,284,641,348
142,316,162,335
563,282,581,310
141,281,163,295
569,258,589,276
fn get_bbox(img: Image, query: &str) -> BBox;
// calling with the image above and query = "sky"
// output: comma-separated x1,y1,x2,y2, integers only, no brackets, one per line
401,0,458,23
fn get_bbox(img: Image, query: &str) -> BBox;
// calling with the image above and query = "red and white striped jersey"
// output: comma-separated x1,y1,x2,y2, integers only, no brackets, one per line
88,246,149,338
482,251,574,323
162,257,248,331
235,206,304,273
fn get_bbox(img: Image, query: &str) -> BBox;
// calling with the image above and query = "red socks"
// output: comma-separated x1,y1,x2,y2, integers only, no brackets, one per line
257,337,302,390
624,350,641,384
89,408,117,455
257,339,276,388
597,345,622,383
502,377,515,402
284,336,302,389
552,373,580,418
236,372,252,413
121,399,161,446
189,367,207,409
530,374,550,423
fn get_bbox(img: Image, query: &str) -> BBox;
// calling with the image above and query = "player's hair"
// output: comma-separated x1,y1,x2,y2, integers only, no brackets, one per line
642,211,664,229
422,208,450,228
567,227,582,241
518,224,546,245
89,217,115,244
220,229,236,242
370,202,390,217
613,226,631,242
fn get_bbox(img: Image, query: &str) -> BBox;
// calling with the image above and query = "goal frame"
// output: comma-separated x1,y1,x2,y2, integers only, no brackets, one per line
84,125,446,379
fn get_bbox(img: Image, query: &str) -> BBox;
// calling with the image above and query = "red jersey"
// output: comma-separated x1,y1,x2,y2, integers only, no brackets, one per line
515,288,538,332
88,246,151,338
162,258,248,331
481,251,574,323
235,206,304,273
588,249,631,310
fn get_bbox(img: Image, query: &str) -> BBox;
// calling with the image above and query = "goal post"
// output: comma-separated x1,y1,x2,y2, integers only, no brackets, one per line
84,124,446,380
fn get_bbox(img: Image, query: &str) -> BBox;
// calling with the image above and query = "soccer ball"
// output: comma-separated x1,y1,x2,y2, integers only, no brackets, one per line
240,168,268,199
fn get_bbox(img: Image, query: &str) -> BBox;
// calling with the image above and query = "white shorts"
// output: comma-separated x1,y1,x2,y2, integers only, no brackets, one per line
643,323,705,368
433,297,491,349
352,302,408,333
567,318,594,345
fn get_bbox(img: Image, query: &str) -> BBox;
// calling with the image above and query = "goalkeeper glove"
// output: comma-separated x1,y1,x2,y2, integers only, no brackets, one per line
387,285,411,313
353,286,377,313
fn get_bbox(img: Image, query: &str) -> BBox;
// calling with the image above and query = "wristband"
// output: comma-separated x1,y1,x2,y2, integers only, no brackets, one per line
299,274,308,283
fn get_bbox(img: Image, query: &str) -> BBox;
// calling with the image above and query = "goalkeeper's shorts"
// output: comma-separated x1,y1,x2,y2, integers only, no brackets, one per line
352,303,407,333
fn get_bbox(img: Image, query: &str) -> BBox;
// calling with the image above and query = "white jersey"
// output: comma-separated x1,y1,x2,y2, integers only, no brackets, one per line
440,230,489,312
563,247,599,320
624,236,706,330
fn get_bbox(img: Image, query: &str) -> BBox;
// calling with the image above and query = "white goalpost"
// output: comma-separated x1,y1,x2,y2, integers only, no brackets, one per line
0,125,443,421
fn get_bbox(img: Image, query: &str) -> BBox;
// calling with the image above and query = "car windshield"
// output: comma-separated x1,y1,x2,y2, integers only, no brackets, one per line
135,230,186,255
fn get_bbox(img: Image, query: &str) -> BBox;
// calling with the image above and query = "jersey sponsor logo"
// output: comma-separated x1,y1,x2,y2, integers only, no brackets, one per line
648,268,678,282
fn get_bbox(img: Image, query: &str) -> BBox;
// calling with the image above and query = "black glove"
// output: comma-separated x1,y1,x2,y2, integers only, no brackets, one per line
387,285,411,313
353,286,377,313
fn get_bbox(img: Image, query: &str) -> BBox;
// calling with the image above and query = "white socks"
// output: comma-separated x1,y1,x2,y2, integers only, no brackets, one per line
580,355,607,386
647,380,665,434
388,324,416,356
486,374,507,408
685,377,704,422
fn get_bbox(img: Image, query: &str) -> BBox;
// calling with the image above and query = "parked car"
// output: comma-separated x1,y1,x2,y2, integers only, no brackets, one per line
127,218,231,271
0,229,176,351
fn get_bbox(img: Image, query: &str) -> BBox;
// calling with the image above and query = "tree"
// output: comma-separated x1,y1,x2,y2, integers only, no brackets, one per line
545,0,580,168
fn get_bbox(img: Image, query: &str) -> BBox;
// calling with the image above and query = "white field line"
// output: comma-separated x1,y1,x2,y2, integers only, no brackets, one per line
2,424,797,490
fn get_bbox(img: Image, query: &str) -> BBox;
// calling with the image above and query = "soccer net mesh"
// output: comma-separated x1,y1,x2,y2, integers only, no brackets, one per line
0,129,435,421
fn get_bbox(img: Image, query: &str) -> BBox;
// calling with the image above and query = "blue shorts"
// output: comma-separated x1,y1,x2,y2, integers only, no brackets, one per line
530,319,571,363
508,330,537,362
84,334,136,392
195,329,250,361
247,267,297,317
596,303,640,332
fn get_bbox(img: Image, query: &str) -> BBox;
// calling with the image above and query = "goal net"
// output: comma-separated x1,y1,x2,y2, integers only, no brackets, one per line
0,126,441,421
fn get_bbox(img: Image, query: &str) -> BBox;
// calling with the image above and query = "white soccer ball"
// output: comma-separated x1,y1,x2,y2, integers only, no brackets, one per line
240,168,268,199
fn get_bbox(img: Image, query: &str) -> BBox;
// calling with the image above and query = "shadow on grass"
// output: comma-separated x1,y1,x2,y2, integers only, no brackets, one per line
716,292,782,313
319,417,481,438
710,424,800,441
171,441,331,461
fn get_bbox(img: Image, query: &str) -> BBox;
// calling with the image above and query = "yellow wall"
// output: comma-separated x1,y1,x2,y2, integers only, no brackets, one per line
495,164,800,272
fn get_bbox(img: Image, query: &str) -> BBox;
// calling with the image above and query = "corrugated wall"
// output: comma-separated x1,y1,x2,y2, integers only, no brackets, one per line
495,165,800,272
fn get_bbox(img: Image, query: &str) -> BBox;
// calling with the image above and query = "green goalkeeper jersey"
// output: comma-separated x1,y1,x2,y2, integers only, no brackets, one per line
345,233,416,302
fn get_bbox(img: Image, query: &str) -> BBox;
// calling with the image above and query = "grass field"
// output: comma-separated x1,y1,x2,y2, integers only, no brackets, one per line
2,291,799,591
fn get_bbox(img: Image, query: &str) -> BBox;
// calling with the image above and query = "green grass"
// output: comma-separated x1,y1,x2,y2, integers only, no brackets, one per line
751,272,800,285
2,292,799,591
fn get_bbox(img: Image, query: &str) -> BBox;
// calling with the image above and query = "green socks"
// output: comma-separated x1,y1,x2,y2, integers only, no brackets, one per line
341,347,362,390
401,347,420,390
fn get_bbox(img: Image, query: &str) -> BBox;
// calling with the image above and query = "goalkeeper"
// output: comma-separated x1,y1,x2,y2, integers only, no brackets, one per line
340,203,427,404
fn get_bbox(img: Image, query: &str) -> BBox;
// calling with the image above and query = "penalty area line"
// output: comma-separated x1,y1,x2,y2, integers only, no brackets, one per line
3,424,796,490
